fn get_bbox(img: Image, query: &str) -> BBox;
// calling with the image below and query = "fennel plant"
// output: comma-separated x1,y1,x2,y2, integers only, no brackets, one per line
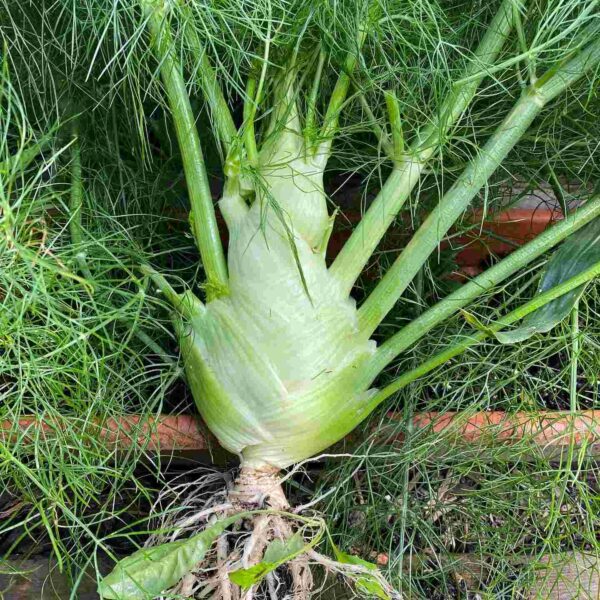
2,0,600,597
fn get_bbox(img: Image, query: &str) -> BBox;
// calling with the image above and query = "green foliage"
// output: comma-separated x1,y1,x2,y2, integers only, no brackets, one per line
331,542,391,599
1,0,600,596
229,532,307,588
320,277,600,598
496,217,600,343
99,514,239,599
0,60,180,583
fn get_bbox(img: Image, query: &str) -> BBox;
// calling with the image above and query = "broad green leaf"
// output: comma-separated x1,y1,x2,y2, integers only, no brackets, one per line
99,514,240,600
332,546,391,599
495,217,600,344
229,531,306,588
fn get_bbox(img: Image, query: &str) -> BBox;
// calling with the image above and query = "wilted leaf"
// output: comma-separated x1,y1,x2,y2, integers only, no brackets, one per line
99,514,240,600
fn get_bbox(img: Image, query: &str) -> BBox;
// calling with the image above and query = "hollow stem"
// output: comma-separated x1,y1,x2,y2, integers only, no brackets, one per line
304,47,326,146
359,94,542,335
319,22,369,155
330,0,517,293
366,259,600,411
243,75,259,167
358,93,394,160
143,1,228,295
358,36,600,337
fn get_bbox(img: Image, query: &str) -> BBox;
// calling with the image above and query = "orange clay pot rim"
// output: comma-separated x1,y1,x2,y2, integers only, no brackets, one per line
1,411,599,452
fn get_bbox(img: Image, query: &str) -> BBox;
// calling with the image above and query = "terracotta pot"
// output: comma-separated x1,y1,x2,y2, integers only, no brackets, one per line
3,411,599,455
0,414,209,452
383,410,600,450
454,207,560,277
327,206,560,279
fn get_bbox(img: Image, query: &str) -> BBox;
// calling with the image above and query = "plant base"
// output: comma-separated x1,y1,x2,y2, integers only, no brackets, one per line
148,465,396,599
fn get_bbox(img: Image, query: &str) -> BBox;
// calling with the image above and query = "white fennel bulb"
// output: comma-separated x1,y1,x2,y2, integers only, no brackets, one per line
179,114,377,468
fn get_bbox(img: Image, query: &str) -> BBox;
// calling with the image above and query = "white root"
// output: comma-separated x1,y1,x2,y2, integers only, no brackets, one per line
177,572,197,597
217,532,232,600
170,503,233,542
242,514,272,568
230,465,289,511
289,555,313,600
150,465,396,599
265,573,279,600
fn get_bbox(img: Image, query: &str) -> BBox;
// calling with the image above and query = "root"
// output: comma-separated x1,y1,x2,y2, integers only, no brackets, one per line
241,514,272,600
229,465,288,511
217,530,232,600
272,515,313,599
242,514,272,568
149,465,396,599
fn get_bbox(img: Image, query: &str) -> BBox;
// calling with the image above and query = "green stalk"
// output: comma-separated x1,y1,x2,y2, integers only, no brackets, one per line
570,300,580,412
319,23,369,153
139,264,204,320
330,0,516,293
243,75,259,167
304,47,326,145
179,8,237,158
358,37,600,337
365,258,600,412
385,90,404,163
143,1,228,296
365,195,600,378
242,28,271,167
511,0,536,84
359,93,394,160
